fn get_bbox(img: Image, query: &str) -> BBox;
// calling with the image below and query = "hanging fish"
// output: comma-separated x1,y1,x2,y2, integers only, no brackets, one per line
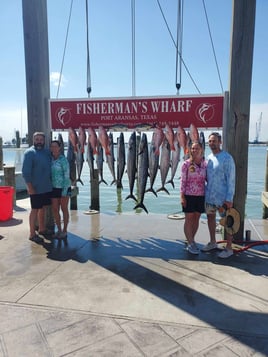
96,140,108,185
86,140,95,180
166,135,181,188
87,127,98,155
57,133,65,156
134,133,149,214
67,138,76,184
125,131,137,202
117,132,126,189
189,123,199,142
145,132,159,197
153,126,165,156
106,132,116,185
199,131,206,156
164,123,175,151
78,126,87,153
75,144,84,185
177,125,188,158
98,126,111,156
68,127,79,152
156,138,171,195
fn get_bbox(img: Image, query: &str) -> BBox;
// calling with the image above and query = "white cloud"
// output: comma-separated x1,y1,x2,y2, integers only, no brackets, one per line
50,71,67,88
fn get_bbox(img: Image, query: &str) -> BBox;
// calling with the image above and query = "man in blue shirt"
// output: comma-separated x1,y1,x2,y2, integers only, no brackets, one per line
202,132,236,258
22,132,52,243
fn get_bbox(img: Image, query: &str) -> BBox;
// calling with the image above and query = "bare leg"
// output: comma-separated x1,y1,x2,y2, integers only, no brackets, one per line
207,213,217,244
225,233,233,250
60,196,69,233
29,208,38,237
184,212,200,244
38,207,46,232
52,198,62,233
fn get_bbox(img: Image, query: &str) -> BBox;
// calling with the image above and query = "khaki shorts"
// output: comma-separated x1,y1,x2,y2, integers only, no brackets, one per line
205,203,218,215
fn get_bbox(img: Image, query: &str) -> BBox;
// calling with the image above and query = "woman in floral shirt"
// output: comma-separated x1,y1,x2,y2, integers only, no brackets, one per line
50,140,71,239
180,141,207,254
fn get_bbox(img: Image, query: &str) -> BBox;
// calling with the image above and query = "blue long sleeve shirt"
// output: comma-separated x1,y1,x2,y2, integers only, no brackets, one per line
22,146,52,194
205,150,235,207
51,155,71,196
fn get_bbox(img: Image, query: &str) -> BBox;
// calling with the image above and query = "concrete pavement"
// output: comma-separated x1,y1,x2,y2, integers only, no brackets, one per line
0,198,268,356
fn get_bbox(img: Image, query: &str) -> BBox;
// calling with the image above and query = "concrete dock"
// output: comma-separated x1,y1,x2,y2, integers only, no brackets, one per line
0,198,268,356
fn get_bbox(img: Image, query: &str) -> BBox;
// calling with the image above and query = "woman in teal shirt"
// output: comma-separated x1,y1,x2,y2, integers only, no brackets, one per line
50,140,71,239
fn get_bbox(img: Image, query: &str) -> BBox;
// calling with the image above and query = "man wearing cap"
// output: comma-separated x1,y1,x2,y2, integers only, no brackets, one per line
202,132,236,258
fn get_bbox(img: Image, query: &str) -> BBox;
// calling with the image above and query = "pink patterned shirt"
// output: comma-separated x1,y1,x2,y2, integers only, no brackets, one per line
180,159,207,196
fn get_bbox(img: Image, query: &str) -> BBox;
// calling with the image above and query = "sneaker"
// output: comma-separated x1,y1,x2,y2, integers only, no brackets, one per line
201,242,218,252
187,242,199,255
218,248,233,259
58,232,67,239
29,234,44,244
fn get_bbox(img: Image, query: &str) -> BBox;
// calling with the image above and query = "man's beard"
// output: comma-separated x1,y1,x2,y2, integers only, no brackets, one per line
34,143,45,150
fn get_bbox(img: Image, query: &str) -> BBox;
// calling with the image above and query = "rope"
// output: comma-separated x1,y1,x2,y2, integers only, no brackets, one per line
156,0,201,94
202,0,224,92
131,0,136,96
175,0,183,94
56,0,74,98
217,240,268,254
86,0,92,97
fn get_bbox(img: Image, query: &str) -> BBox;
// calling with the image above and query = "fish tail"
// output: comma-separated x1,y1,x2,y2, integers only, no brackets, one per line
166,179,175,189
156,186,170,195
133,202,149,214
125,193,138,202
145,187,158,197
99,179,108,185
75,178,84,186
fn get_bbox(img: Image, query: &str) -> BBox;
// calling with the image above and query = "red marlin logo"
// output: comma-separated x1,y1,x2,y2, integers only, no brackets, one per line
56,107,72,126
195,103,215,124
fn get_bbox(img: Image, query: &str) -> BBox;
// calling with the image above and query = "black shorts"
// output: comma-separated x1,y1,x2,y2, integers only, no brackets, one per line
30,192,51,209
51,188,63,199
182,195,205,213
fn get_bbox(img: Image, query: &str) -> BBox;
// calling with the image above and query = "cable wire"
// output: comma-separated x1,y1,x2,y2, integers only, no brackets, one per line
175,0,183,93
156,0,201,94
86,0,92,97
131,0,136,96
202,0,224,92
56,0,74,98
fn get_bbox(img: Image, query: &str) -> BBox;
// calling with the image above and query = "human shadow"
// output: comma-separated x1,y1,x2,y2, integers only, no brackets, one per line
44,233,268,354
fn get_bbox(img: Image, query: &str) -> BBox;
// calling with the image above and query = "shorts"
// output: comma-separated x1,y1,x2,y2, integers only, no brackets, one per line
182,195,205,213
51,187,72,198
51,188,62,199
30,192,51,209
205,203,220,215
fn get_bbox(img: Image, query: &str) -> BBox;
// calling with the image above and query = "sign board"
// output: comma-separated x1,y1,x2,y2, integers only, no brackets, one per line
50,94,224,130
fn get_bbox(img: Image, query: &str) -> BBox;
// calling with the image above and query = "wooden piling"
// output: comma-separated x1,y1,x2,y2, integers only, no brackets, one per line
90,169,100,211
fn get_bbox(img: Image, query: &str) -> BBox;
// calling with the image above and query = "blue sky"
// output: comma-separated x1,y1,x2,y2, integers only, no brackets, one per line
0,0,267,142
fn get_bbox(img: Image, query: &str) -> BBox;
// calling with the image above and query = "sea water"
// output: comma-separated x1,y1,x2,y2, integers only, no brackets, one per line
2,145,268,219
